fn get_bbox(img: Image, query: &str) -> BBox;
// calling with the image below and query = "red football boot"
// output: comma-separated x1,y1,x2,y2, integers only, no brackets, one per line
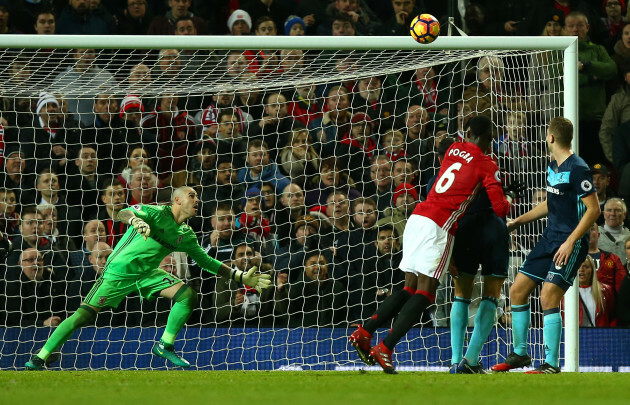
369,342,398,374
349,325,374,365
491,352,532,372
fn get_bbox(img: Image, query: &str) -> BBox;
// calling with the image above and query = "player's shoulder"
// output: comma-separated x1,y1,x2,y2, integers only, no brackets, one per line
568,154,590,172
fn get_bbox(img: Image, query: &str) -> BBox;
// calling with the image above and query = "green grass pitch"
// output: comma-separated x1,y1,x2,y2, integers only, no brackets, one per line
1,371,629,405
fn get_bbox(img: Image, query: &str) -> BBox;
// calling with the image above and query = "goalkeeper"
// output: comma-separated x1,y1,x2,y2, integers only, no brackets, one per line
26,186,272,370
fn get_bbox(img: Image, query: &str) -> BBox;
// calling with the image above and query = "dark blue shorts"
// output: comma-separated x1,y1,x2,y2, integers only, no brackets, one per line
519,233,588,291
452,210,509,277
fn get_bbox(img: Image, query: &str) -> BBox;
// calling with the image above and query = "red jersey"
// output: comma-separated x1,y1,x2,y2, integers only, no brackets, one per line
413,141,509,234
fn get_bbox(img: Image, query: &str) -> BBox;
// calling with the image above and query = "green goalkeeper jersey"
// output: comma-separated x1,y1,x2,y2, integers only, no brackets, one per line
102,204,221,280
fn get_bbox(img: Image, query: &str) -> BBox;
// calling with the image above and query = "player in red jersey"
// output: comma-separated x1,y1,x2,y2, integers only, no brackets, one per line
349,116,513,373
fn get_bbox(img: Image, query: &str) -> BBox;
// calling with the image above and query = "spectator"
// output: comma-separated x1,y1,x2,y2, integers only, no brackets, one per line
199,90,252,138
159,254,178,277
615,236,630,325
381,129,407,162
118,0,152,35
98,178,127,249
213,109,248,169
0,149,36,207
33,9,56,34
278,128,320,189
51,49,117,126
587,222,627,297
237,139,290,194
282,250,346,327
333,112,377,188
380,0,419,35
494,111,539,177
68,219,105,270
35,170,81,244
213,242,273,325
600,64,630,164
37,203,77,263
118,146,152,187
0,187,18,236
0,1,16,34
611,24,630,91
274,183,306,247
352,76,393,132
56,0,111,35
260,182,278,226
66,145,100,220
598,198,630,265
348,223,403,322
284,15,305,36
20,92,80,174
127,165,159,205
5,206,59,270
4,248,67,327
304,156,361,207
273,214,324,279
529,0,607,42
376,182,419,241
363,154,394,213
564,11,617,164
577,256,615,327
386,65,449,118
294,0,326,35
392,159,417,190
153,49,183,84
590,163,617,225
287,83,322,127
147,0,207,35
123,65,153,98
167,139,215,189
324,190,355,268
602,0,627,52
236,187,271,243
243,0,293,32
227,9,252,35
308,85,352,152
82,94,136,176
141,93,198,179
251,93,298,157
483,0,528,36
197,158,245,227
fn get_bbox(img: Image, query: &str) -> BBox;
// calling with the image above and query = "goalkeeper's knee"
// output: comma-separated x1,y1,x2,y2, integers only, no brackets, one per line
73,305,98,328
172,284,198,309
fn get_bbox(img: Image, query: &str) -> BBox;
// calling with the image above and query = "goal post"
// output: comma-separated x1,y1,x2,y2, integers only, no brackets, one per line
0,34,579,371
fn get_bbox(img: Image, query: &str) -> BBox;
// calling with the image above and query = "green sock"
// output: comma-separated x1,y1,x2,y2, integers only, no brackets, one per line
465,297,498,365
512,303,530,357
161,285,198,345
37,305,97,361
450,297,471,365
543,308,562,368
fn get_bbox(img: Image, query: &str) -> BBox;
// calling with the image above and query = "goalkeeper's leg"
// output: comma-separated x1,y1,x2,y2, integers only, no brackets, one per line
26,304,99,370
152,283,198,368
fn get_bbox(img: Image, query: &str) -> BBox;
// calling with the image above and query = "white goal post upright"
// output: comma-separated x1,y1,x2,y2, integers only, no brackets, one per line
0,34,579,371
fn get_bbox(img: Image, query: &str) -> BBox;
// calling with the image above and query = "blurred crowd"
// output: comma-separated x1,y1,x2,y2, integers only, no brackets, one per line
1,0,630,330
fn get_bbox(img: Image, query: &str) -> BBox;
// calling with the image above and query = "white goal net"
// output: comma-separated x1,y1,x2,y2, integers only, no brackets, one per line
0,35,573,370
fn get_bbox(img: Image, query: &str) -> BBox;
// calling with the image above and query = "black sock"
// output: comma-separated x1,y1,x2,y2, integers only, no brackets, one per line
382,294,431,350
362,288,413,334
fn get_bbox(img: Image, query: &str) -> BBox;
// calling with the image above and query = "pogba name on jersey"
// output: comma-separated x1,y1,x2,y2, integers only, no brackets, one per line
447,147,474,163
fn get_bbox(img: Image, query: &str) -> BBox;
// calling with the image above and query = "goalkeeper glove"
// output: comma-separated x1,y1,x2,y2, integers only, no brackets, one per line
230,266,272,294
130,217,151,240
0,235,13,261
503,180,526,202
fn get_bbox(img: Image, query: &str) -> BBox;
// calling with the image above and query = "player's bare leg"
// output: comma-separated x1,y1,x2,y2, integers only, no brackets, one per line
369,274,439,374
350,272,417,366
492,273,537,372
453,276,505,374
25,304,102,370
151,282,198,368
525,282,564,374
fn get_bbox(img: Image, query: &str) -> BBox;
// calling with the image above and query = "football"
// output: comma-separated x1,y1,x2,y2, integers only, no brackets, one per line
410,14,440,44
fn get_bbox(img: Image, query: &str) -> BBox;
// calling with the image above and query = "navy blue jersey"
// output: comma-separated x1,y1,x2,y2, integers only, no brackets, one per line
545,154,595,239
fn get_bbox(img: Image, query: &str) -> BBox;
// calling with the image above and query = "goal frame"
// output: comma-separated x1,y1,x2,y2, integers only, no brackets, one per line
0,34,580,371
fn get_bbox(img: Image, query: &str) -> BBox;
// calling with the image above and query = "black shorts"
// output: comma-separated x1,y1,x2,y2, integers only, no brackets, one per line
452,210,509,277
